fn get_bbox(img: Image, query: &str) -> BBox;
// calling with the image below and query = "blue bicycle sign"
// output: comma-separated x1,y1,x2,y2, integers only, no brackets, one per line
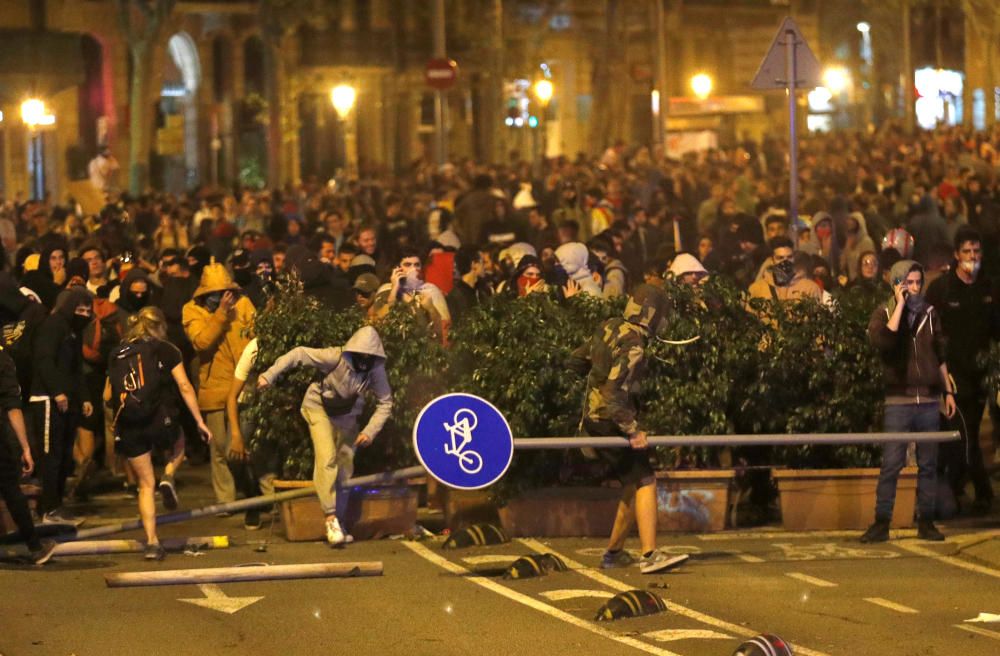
413,393,513,490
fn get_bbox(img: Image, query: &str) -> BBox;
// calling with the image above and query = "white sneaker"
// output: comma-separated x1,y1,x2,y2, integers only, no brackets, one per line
325,516,346,545
639,550,689,574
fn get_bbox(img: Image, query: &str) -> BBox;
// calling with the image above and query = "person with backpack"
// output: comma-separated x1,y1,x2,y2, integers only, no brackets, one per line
106,306,211,561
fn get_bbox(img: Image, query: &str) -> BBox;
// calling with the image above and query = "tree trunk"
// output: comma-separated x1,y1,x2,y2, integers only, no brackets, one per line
589,0,618,153
128,41,151,194
902,0,915,132
264,39,282,186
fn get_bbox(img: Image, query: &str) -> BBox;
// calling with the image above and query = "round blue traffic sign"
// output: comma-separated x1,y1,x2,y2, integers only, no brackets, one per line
413,393,514,490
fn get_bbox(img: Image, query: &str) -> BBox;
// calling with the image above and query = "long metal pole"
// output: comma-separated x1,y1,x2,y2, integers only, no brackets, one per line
512,431,959,450
652,0,667,149
432,0,448,166
785,27,798,232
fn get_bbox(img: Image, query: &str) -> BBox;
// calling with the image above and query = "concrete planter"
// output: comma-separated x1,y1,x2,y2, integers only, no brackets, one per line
441,488,499,530
655,470,735,532
273,480,418,541
774,467,918,531
498,487,620,537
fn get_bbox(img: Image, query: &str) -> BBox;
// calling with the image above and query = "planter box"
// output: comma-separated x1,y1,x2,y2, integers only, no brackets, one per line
273,480,418,541
441,488,499,530
774,467,918,531
656,470,735,532
498,487,620,537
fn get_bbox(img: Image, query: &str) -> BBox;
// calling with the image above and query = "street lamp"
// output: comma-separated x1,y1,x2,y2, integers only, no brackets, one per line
856,21,870,34
690,73,713,100
531,79,554,174
822,66,851,94
21,98,55,200
330,84,358,175
533,79,554,107
330,84,357,120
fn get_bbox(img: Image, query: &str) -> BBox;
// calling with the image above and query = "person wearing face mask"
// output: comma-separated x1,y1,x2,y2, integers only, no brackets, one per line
257,326,393,546
749,238,821,302
116,268,155,318
839,212,876,283
861,260,956,543
182,261,256,506
29,287,95,525
925,227,998,515
373,247,451,343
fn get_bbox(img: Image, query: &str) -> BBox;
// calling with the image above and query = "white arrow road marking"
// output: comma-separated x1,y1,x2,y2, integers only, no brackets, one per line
784,572,838,588
965,613,1000,623
540,589,614,602
955,624,1000,641
863,597,918,614
516,538,833,656
179,584,263,614
644,629,732,642
461,555,520,565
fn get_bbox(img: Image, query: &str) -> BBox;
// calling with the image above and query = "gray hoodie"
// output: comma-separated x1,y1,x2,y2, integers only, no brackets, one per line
261,326,393,437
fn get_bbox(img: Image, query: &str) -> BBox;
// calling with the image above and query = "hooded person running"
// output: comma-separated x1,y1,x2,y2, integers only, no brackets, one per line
566,284,688,574
257,326,393,546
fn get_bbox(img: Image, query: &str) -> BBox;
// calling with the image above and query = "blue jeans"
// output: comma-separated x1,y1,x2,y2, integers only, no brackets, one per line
875,402,940,521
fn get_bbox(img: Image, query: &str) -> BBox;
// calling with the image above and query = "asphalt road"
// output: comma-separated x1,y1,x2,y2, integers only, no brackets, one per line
2,468,999,656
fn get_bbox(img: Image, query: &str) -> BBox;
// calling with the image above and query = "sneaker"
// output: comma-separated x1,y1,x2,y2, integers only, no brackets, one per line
917,519,945,542
600,549,637,569
244,509,262,530
29,539,57,565
325,515,347,545
144,542,166,561
158,475,178,511
860,519,890,543
639,550,689,574
42,510,85,528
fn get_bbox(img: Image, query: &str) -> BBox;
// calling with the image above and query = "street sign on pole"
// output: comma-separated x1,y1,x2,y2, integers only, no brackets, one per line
425,58,458,91
751,17,821,242
413,393,513,490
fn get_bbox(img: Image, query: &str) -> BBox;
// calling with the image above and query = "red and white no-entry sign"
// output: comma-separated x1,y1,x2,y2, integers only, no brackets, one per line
425,58,458,90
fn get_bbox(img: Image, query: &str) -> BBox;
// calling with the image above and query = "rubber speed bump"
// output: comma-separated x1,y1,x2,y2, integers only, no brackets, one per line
503,553,568,580
442,523,510,549
594,589,667,621
733,634,794,655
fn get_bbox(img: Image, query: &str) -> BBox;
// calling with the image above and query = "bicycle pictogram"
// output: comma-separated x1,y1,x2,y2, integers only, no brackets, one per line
443,408,484,474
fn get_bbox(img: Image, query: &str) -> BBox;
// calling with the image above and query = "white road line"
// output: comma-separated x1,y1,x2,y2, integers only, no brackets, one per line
698,529,917,541
955,624,1000,641
517,538,832,656
644,629,732,642
731,551,764,563
401,542,685,656
461,555,519,565
896,540,1000,580
784,572,838,588
863,597,919,614
540,589,615,601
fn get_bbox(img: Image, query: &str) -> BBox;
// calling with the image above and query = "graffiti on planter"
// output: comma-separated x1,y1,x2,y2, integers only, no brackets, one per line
657,488,716,526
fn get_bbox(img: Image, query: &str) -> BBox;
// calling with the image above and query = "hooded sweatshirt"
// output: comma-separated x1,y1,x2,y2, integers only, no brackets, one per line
182,263,256,410
868,260,947,403
839,212,876,281
260,325,393,437
30,287,93,403
555,242,603,297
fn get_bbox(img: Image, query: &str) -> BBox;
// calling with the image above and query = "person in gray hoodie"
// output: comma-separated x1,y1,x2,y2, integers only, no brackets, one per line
257,326,393,546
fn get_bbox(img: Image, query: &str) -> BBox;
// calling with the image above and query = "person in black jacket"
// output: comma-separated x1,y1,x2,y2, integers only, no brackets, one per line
29,287,94,525
0,347,56,563
925,227,998,514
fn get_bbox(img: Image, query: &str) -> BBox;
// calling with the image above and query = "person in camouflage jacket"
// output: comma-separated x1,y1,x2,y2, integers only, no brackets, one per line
566,284,688,574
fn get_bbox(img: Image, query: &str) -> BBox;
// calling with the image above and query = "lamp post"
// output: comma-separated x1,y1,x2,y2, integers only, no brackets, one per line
330,84,358,175
857,21,874,129
822,66,851,128
533,78,554,175
690,73,713,101
21,98,55,200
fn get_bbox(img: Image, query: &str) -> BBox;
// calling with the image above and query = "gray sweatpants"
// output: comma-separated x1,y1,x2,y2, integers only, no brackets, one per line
301,405,356,516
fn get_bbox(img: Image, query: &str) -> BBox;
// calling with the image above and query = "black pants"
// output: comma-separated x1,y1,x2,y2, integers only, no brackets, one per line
28,399,78,515
942,391,993,503
0,436,40,549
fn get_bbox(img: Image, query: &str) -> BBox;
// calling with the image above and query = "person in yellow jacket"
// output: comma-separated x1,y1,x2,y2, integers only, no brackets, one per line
182,261,255,505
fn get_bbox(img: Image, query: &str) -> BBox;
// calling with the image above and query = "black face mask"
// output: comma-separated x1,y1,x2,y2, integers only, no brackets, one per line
233,268,253,286
70,313,91,334
202,292,223,313
123,291,148,311
771,259,796,287
352,354,375,373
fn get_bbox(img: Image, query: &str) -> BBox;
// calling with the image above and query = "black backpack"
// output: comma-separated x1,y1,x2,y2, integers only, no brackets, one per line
109,338,163,425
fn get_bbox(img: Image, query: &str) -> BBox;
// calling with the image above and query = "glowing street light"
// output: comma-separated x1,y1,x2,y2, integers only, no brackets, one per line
690,73,713,100
21,98,55,128
856,21,870,34
822,66,851,94
533,79,554,107
330,84,357,119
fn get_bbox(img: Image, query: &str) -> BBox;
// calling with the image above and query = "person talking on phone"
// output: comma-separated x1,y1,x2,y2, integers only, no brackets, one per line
372,247,450,343
861,259,956,543
182,261,255,507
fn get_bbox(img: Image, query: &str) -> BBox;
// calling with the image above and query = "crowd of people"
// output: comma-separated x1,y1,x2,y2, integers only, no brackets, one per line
1,121,999,563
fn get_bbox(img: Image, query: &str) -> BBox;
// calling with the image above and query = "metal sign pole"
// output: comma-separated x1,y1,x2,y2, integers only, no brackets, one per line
785,27,799,242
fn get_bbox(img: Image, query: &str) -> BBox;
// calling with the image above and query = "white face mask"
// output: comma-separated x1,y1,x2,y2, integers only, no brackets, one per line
960,260,981,276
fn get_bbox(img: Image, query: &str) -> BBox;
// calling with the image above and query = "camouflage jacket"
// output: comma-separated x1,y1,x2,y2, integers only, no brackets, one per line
566,317,648,436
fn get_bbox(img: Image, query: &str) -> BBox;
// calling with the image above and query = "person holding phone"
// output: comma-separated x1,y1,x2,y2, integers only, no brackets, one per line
862,259,956,543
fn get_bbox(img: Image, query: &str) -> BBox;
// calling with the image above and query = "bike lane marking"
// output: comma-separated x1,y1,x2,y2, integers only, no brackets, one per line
895,539,1000,580
784,573,838,588
863,598,918,614
517,538,832,656
401,541,686,656
955,625,1000,641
